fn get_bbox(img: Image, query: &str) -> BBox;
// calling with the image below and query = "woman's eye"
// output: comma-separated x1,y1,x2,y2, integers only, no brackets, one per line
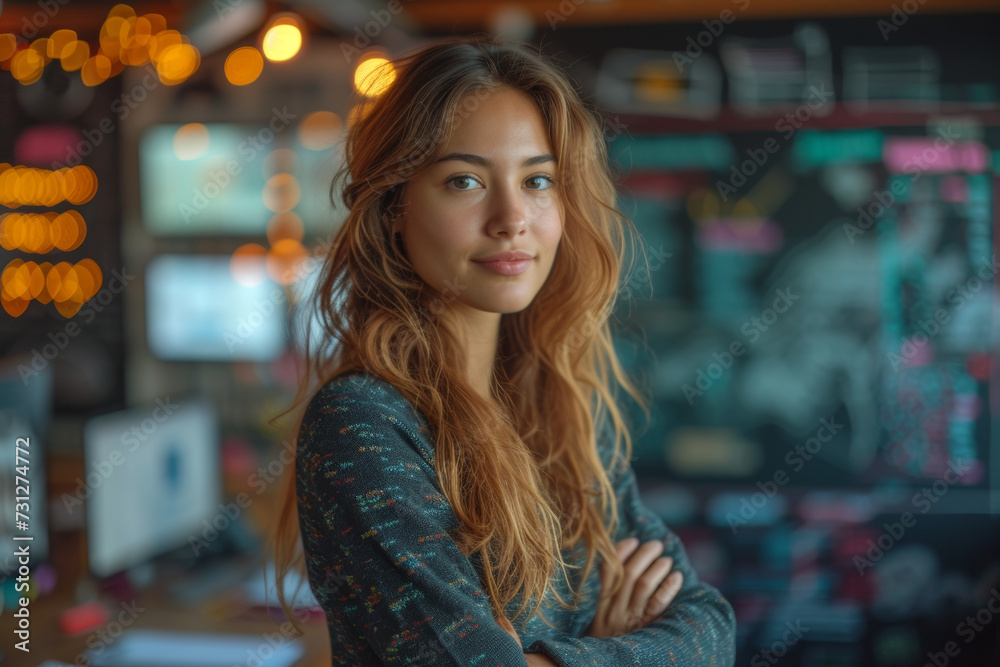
526,175,555,190
449,175,479,190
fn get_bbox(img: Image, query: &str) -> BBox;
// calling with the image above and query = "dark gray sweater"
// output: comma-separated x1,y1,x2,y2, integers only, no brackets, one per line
296,371,737,666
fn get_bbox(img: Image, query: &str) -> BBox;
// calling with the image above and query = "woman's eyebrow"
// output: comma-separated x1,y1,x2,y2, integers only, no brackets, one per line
433,153,556,168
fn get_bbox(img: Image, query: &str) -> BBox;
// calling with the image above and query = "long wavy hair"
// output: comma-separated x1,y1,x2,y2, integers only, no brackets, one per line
271,34,650,634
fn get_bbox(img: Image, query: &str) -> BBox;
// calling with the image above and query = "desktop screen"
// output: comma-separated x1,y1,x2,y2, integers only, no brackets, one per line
286,254,345,357
145,254,289,362
84,398,220,577
608,123,997,503
0,355,52,572
138,122,343,236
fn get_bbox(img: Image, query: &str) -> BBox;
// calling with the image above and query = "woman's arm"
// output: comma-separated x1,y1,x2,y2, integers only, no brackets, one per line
296,379,532,666
516,424,737,666
602,461,737,662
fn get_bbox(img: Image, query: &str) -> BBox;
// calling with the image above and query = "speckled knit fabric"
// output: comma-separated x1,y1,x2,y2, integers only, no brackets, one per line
296,371,737,666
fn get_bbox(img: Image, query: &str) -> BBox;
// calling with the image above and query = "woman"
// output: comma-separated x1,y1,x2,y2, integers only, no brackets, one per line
272,35,736,666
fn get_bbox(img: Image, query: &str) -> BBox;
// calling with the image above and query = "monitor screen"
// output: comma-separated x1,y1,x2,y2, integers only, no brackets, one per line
607,123,997,503
145,254,289,362
138,122,343,236
84,398,220,577
0,355,52,573
286,254,344,357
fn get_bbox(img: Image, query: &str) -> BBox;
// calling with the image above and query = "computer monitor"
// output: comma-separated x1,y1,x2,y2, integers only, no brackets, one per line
286,254,342,357
606,122,997,506
84,398,221,578
0,354,52,573
145,254,289,362
138,122,342,236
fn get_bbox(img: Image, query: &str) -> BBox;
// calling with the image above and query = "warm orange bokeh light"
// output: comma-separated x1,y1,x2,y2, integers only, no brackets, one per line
116,14,152,66
1,166,24,206
1,297,29,317
26,263,46,300
173,123,210,160
81,55,113,86
34,262,53,305
266,211,304,245
1,259,30,317
11,48,44,84
66,166,98,205
231,243,269,287
46,262,72,302
354,56,396,97
47,30,77,59
60,40,91,72
262,173,301,213
29,39,52,65
53,211,86,251
2,259,25,292
21,213,56,253
4,261,39,300
266,238,309,285
225,46,264,86
43,171,65,206
21,259,101,313
262,22,302,62
143,14,168,35
155,42,199,85
77,258,102,289
0,34,17,62
147,29,181,62
99,16,125,61
298,111,342,150
120,44,150,67
107,4,137,21
0,166,97,207
5,214,24,251
120,16,152,49
0,165,15,205
0,213,12,250
17,168,40,203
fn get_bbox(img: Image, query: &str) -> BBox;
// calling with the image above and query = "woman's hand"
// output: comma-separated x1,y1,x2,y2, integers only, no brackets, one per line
584,537,684,639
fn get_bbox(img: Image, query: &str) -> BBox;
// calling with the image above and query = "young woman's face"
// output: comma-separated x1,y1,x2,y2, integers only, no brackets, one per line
396,86,563,319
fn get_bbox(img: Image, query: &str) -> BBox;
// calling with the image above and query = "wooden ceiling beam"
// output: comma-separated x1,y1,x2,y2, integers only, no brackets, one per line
400,0,999,31
0,4,182,35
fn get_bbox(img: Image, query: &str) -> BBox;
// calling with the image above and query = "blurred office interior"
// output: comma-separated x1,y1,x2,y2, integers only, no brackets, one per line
0,0,999,665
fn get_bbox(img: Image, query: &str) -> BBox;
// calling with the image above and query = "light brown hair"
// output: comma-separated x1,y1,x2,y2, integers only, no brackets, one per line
271,34,650,634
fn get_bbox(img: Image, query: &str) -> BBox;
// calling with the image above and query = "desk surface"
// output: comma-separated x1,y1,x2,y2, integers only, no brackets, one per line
0,571,332,667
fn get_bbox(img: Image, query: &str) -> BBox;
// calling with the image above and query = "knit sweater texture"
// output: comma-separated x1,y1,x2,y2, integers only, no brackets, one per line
296,371,737,666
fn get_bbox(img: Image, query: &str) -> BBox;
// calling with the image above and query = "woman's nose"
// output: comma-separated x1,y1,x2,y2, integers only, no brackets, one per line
488,185,527,237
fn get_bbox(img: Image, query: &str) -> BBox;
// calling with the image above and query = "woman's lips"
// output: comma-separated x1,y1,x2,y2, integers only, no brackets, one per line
473,258,532,275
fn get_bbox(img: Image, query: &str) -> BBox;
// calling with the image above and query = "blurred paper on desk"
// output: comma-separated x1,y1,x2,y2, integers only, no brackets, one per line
83,629,304,667
240,560,320,610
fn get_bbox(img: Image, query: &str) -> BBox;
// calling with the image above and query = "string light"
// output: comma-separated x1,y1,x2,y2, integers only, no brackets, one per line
1,259,102,318
225,46,264,86
0,4,200,87
261,15,304,62
354,55,396,97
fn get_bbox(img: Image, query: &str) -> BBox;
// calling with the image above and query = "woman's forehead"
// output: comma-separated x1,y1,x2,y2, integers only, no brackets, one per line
436,93,554,156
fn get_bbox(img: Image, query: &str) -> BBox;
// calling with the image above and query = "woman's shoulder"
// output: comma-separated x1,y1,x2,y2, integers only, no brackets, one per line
297,370,436,466
594,412,630,481
303,370,414,422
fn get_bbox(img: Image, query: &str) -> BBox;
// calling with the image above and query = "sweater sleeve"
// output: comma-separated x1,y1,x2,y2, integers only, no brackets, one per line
295,380,529,666
523,421,738,666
